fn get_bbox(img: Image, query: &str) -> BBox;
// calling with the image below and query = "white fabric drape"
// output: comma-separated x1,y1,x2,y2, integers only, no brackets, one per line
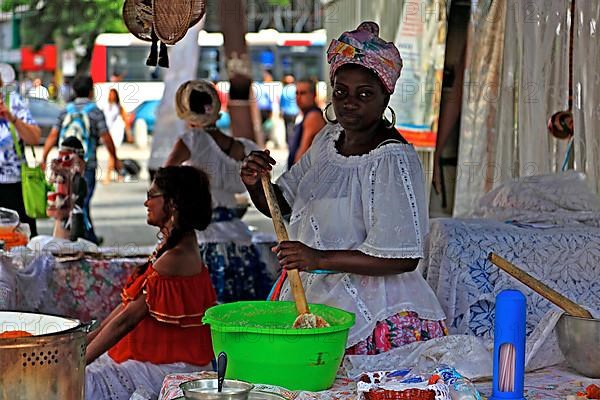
453,0,507,216
573,1,600,193
453,0,600,216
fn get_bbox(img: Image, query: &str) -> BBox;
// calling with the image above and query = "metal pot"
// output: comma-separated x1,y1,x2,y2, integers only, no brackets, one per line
0,311,95,400
556,313,600,378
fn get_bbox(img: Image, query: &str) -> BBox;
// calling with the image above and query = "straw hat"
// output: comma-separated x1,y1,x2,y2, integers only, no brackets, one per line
175,80,221,128
122,0,206,67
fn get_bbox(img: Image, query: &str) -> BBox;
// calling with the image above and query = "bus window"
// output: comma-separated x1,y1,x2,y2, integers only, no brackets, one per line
277,46,323,81
107,47,164,82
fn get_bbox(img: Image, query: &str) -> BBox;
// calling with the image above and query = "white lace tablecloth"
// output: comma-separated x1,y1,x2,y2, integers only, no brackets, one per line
420,218,600,338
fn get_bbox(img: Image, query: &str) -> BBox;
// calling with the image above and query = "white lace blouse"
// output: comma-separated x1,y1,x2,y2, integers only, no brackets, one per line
276,124,446,346
181,130,259,243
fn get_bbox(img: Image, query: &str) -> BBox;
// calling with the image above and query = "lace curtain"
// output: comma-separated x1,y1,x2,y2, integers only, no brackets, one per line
454,0,600,216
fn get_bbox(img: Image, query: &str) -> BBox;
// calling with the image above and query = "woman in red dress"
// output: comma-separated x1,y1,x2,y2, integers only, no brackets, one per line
85,165,217,399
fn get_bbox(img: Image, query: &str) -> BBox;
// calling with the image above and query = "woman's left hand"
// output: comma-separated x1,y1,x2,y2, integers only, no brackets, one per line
272,241,322,272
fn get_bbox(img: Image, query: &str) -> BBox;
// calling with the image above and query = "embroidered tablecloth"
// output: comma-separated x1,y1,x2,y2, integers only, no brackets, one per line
159,364,600,400
1,242,278,321
420,218,600,338
43,257,144,321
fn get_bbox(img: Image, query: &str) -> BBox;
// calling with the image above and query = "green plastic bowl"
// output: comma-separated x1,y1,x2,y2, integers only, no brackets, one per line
202,301,355,391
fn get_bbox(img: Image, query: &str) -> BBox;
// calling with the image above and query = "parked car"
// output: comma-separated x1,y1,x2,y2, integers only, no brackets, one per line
126,100,159,147
26,97,62,145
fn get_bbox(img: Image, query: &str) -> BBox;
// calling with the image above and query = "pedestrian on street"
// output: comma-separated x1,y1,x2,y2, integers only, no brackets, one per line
0,72,42,236
42,75,121,245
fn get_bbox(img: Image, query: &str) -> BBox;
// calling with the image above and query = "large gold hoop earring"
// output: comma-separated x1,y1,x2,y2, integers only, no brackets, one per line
383,106,396,128
324,103,338,124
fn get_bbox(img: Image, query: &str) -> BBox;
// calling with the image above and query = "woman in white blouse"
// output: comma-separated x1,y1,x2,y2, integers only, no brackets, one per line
241,22,447,355
164,80,273,303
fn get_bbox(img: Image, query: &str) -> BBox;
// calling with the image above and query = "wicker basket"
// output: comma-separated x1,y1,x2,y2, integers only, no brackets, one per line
152,0,193,45
122,0,153,41
364,388,436,400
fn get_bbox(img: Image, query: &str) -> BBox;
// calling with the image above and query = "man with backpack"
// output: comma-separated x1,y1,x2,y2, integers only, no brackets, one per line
42,75,121,245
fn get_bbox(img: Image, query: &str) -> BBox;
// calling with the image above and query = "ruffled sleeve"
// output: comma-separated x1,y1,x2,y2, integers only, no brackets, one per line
356,146,429,259
143,268,217,327
181,132,256,200
180,131,202,158
120,266,150,303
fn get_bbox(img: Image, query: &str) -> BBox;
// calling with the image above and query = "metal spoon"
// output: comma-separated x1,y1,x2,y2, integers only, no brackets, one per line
217,352,227,393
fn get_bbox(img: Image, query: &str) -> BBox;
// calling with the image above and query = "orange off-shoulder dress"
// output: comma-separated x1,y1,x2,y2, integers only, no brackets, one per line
108,265,217,366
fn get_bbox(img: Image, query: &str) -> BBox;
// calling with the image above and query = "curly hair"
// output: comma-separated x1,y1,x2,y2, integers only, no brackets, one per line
153,165,212,254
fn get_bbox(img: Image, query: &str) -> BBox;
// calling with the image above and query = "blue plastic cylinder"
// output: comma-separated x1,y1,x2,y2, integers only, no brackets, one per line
489,289,526,400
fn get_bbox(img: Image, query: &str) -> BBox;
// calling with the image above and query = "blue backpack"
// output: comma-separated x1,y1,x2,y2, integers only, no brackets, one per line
59,103,96,161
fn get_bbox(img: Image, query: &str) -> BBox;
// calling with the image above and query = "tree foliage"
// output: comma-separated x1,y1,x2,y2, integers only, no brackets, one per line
1,0,127,72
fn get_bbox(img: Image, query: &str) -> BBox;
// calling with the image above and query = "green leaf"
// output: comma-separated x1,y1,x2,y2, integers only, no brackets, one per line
6,0,126,72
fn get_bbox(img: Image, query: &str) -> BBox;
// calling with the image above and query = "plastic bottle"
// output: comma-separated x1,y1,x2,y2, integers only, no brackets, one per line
433,366,482,400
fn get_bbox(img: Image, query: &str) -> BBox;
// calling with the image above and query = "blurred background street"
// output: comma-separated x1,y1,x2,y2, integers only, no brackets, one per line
36,141,285,246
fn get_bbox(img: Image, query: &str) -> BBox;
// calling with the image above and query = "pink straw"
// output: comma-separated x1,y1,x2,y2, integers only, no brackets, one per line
499,344,516,392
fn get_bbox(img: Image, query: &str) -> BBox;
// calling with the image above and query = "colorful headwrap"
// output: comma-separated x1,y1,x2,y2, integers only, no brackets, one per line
327,21,402,94
175,80,221,127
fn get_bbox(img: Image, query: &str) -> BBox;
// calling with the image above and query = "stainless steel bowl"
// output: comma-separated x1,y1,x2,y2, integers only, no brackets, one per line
180,379,254,400
556,314,600,378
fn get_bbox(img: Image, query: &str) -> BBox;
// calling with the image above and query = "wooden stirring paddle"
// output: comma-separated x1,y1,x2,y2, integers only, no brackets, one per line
261,175,329,328
488,253,593,319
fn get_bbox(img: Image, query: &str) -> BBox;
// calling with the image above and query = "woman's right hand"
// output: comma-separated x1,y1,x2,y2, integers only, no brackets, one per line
240,149,276,186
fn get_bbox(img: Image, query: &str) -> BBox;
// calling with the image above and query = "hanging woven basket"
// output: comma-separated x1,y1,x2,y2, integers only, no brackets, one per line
122,0,206,68
152,0,193,45
189,0,206,28
123,0,153,41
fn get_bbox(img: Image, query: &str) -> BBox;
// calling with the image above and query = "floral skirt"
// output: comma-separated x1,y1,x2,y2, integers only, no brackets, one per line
345,311,448,355
200,242,275,303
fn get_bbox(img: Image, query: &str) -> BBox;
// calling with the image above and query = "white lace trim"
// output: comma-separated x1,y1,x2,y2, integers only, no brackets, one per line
326,125,416,165
397,151,423,250
342,274,373,324
357,243,424,259
367,164,377,228
309,215,322,249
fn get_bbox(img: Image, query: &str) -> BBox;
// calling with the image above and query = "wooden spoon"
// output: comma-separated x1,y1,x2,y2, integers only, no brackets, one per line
261,175,329,328
488,253,592,319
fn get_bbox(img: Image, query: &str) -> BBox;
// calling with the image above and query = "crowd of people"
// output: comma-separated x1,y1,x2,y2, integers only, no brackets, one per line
0,67,324,247
0,72,129,245
0,21,449,400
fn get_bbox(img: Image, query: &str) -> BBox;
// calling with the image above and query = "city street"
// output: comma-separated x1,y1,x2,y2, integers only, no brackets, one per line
37,141,285,246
